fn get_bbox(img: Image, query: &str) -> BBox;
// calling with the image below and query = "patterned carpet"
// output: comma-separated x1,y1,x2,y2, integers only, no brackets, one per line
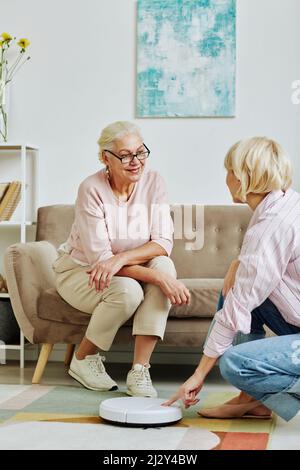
0,384,276,450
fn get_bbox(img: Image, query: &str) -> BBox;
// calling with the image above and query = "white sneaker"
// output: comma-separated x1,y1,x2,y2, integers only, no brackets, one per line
68,353,118,391
126,363,158,398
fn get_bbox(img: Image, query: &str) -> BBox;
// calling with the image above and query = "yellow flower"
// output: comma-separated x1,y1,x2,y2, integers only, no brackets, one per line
1,32,12,41
18,38,30,49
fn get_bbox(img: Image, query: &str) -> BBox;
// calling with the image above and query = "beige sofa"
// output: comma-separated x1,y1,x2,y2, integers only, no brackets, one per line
4,204,252,383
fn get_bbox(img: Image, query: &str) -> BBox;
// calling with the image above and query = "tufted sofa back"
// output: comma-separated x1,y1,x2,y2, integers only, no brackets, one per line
36,204,252,280
170,205,251,279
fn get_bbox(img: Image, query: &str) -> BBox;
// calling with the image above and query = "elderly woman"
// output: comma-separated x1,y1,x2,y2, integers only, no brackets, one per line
52,121,190,397
165,137,300,422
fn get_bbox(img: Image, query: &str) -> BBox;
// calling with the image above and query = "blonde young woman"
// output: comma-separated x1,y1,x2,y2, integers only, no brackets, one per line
52,121,190,397
165,137,300,422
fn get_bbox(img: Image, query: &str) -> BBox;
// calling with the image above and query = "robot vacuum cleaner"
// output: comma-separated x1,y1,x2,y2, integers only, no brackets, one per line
99,397,182,427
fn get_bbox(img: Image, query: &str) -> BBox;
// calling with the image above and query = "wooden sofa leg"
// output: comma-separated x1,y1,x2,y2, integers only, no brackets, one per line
64,344,75,366
32,343,54,384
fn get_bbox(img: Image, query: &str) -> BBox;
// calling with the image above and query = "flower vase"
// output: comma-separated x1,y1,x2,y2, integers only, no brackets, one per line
0,78,8,142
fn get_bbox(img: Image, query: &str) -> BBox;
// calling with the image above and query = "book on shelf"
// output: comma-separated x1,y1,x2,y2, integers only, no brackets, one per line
0,182,10,203
0,181,22,221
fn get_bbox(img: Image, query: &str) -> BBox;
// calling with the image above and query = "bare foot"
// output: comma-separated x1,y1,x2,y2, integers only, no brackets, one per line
221,392,255,406
198,392,272,418
230,393,272,416
198,399,272,419
247,404,272,417
224,395,243,405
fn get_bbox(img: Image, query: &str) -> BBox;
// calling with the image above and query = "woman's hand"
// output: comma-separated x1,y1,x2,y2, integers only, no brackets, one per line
86,254,126,292
155,273,191,306
162,371,204,408
222,259,240,297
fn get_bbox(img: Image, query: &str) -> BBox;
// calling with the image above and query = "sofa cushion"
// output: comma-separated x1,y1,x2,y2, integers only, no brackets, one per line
38,278,223,326
169,278,223,319
37,289,138,327
37,288,91,326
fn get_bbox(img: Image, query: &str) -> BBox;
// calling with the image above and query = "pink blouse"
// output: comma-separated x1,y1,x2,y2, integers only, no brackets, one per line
58,168,174,266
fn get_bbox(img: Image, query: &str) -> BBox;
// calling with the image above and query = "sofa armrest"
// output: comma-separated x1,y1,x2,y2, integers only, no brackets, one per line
4,241,58,343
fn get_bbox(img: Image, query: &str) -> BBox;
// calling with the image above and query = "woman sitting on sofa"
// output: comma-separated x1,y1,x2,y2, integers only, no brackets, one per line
52,121,190,397
164,137,300,422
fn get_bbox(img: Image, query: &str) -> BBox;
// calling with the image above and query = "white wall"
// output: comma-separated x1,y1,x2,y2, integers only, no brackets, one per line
2,0,300,363
2,0,300,207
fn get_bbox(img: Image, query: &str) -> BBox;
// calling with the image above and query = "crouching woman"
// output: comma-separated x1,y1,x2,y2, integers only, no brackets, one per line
165,137,300,422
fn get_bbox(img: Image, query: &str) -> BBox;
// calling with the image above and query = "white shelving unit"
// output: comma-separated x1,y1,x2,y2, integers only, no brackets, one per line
0,143,39,368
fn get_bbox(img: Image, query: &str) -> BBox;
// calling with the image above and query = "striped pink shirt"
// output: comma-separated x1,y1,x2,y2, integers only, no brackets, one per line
204,189,300,358
59,168,174,266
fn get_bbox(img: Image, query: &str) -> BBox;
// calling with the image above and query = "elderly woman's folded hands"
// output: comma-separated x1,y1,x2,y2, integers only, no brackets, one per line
87,254,190,306
154,272,191,306
87,253,127,292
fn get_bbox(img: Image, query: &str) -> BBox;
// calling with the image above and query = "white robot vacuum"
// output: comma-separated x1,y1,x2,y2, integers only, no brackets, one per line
99,397,182,427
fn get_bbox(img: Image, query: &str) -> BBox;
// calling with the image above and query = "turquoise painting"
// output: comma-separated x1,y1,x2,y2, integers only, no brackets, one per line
137,0,236,117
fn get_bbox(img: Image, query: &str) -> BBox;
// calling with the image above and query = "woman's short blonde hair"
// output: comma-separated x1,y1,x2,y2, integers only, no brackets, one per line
97,121,143,163
224,137,293,202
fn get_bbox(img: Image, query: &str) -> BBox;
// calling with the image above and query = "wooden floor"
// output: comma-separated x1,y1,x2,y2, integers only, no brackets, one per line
0,360,224,387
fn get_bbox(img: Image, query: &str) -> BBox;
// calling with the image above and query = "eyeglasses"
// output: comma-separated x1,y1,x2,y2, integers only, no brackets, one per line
104,143,150,165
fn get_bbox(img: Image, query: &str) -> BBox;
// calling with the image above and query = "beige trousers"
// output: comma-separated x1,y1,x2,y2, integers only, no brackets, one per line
52,253,177,351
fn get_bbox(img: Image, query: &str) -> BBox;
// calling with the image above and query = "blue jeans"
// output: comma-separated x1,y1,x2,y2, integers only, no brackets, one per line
211,294,300,421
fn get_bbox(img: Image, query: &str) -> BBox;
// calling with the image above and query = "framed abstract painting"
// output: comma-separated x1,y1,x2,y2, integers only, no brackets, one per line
137,0,236,118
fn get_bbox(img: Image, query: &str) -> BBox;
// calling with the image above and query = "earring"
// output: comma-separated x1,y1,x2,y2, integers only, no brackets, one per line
105,165,111,179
